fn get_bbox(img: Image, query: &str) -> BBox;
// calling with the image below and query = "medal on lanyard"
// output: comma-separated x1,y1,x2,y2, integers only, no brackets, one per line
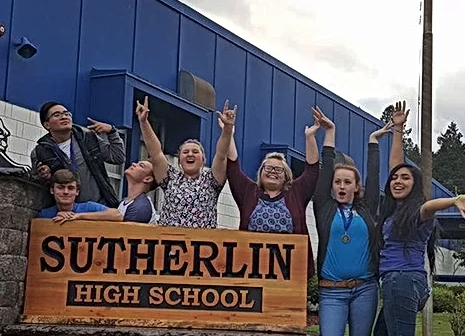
339,206,354,244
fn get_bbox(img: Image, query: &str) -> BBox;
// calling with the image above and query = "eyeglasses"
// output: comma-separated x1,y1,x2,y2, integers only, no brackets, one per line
263,165,285,174
47,111,72,120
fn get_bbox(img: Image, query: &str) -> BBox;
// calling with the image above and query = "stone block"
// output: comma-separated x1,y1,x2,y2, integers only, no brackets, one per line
0,281,19,307
17,282,24,309
0,177,52,211
21,232,28,257
0,256,27,281
0,229,23,255
0,204,35,232
0,306,19,325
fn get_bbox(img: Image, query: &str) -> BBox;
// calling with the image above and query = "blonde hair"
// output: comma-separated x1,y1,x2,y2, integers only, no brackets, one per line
333,164,364,199
256,152,293,191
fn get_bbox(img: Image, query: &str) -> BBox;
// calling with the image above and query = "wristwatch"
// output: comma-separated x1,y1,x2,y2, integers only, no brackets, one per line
108,126,117,135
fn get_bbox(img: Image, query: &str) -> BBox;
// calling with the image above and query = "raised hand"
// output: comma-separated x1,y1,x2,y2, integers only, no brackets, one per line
135,96,150,123
87,118,112,133
371,121,394,140
392,100,410,128
312,106,335,130
305,110,321,137
216,99,236,128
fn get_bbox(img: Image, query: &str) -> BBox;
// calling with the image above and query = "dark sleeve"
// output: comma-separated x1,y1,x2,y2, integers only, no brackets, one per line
96,132,125,165
290,161,320,205
123,198,153,223
364,143,380,217
313,146,336,206
226,158,257,209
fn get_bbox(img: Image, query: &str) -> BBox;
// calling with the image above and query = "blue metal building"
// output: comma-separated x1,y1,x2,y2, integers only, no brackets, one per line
0,0,457,204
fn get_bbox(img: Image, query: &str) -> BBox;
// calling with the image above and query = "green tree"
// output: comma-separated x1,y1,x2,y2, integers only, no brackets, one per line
380,105,421,165
432,121,465,194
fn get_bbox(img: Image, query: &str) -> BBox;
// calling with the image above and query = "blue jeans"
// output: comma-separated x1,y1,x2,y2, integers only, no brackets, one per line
318,279,378,336
374,271,430,336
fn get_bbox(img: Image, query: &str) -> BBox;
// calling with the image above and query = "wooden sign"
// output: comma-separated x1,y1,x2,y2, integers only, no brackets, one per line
22,219,308,334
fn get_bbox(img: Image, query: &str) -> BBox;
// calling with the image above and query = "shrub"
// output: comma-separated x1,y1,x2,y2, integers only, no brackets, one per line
450,293,465,336
433,285,456,313
308,274,319,305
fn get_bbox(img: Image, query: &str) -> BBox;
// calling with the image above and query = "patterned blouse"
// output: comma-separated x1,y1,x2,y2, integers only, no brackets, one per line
158,164,224,228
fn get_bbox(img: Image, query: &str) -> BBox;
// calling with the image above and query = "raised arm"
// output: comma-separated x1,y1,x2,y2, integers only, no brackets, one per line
313,107,337,205
211,100,236,184
136,96,169,183
390,101,409,171
421,195,465,221
291,107,321,203
365,121,392,215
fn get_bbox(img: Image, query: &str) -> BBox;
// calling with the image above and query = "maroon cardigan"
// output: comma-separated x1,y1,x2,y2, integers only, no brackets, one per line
226,158,319,277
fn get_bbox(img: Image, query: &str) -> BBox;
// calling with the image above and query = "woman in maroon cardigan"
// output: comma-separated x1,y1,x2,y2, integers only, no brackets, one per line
223,107,322,276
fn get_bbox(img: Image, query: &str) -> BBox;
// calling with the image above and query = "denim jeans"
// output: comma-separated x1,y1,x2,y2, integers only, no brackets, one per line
318,279,379,336
373,271,430,336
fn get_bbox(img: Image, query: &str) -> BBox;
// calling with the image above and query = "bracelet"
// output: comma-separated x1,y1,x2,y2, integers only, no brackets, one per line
455,195,464,205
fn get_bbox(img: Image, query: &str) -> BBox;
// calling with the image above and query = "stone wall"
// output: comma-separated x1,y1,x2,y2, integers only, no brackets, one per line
0,176,52,325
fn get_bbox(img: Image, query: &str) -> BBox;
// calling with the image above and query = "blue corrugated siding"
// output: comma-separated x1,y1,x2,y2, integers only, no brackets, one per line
0,0,13,100
213,37,247,162
294,83,316,153
271,69,295,146
0,0,453,198
134,0,180,92
243,55,272,177
6,0,81,112
349,113,365,174
74,0,136,124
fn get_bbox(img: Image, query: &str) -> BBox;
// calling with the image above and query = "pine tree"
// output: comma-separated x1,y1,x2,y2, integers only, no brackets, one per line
380,105,421,165
433,122,465,194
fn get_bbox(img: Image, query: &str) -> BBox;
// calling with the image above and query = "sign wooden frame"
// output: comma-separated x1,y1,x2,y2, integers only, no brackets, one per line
22,219,308,334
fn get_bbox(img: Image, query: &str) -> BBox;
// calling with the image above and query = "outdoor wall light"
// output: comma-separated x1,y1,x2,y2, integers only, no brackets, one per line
14,37,37,59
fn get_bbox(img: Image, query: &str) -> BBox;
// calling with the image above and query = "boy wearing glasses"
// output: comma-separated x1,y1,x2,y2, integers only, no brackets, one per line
30,101,125,207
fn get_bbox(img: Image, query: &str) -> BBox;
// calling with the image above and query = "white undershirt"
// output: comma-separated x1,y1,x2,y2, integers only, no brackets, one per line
57,138,71,158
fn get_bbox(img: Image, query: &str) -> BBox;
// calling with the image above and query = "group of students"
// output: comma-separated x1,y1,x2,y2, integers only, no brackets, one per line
30,97,465,336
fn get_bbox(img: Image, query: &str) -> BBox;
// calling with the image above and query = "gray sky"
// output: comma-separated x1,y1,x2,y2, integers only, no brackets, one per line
180,0,465,150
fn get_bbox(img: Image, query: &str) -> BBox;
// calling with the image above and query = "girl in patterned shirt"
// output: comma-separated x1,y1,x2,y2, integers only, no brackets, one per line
136,96,236,228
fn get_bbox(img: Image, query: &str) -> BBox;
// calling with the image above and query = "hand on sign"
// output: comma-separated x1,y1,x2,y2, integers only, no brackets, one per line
53,212,79,225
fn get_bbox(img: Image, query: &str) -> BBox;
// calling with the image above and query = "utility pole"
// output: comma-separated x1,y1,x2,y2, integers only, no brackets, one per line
420,0,433,335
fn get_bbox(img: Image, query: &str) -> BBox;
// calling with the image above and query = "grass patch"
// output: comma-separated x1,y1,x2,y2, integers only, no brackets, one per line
306,313,453,335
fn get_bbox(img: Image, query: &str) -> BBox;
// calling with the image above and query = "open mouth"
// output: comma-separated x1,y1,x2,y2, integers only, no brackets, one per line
186,158,196,164
338,191,347,197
